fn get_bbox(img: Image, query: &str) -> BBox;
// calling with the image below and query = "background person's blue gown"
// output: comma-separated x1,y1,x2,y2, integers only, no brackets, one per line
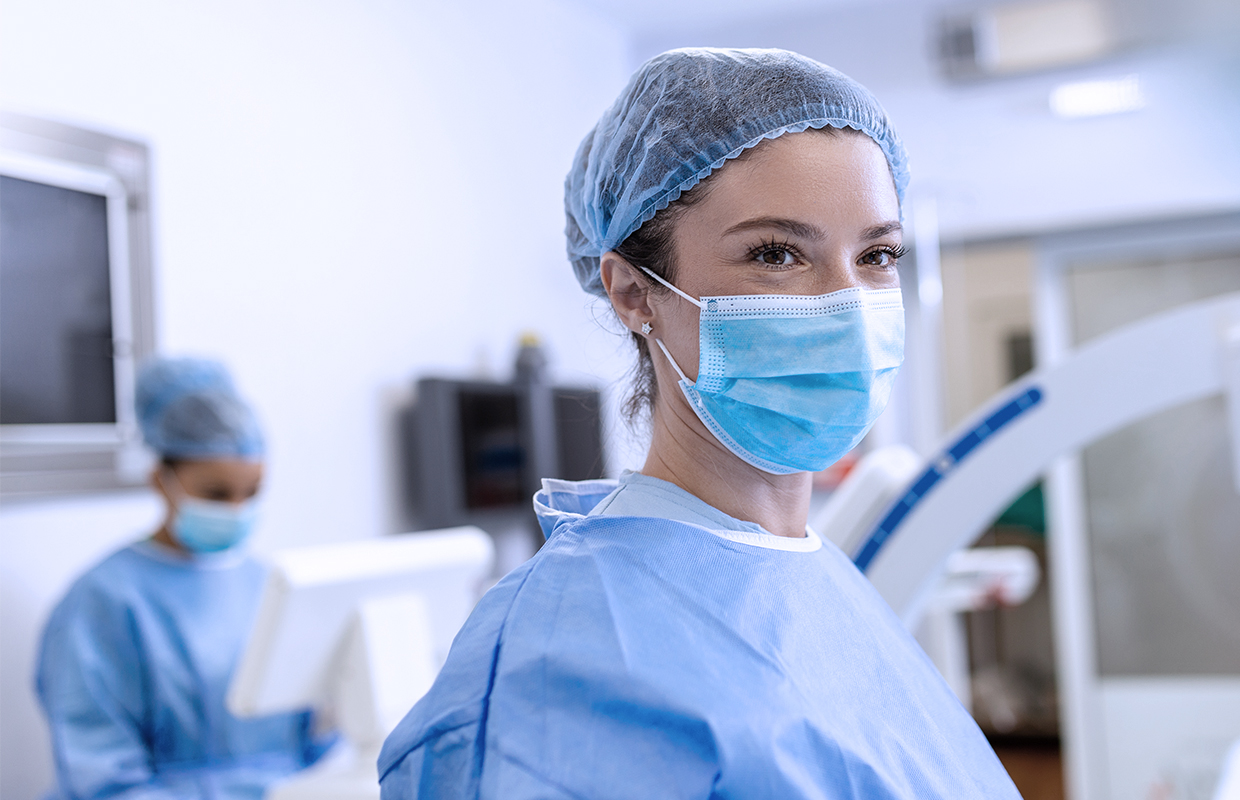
37,540,334,800
378,472,1020,799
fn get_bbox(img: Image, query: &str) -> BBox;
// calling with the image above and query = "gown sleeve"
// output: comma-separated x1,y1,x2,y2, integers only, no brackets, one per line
36,579,192,800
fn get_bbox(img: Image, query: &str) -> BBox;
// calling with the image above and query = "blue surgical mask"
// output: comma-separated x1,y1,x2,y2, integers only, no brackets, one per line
162,469,259,553
642,268,904,474
172,496,259,553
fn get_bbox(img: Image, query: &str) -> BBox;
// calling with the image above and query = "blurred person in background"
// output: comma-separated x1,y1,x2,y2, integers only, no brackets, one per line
36,357,334,800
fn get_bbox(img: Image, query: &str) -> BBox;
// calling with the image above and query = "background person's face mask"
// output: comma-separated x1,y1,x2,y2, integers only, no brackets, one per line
163,469,259,553
172,496,258,553
643,268,905,474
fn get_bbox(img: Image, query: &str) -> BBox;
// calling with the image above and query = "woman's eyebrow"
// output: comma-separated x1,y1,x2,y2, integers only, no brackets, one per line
722,216,825,240
722,217,903,241
863,222,903,240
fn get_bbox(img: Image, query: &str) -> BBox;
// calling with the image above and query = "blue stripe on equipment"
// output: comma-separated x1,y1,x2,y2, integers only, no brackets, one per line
852,385,1045,572
948,431,982,462
910,469,940,497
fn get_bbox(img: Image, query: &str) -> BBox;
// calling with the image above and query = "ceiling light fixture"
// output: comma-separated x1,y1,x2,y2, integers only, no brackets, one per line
1050,75,1144,118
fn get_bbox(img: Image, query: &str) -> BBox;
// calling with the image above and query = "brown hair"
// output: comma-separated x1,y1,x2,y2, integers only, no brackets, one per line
610,186,706,424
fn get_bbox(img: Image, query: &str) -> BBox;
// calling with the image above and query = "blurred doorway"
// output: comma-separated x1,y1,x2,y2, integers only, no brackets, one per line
1038,211,1240,800
940,210,1240,800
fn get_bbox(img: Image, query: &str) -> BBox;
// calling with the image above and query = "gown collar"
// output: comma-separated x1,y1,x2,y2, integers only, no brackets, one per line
534,471,821,553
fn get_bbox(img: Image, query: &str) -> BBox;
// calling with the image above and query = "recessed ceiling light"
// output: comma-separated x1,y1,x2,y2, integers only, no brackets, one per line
1050,75,1144,118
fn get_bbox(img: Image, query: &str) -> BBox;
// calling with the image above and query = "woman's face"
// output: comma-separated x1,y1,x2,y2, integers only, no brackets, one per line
156,459,264,506
651,129,902,381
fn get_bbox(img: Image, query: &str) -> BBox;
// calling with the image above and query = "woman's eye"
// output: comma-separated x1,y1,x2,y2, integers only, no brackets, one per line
758,247,795,267
861,247,902,268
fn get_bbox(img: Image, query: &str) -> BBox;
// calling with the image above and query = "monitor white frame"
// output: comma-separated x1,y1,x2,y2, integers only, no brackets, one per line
0,112,156,497
0,150,137,449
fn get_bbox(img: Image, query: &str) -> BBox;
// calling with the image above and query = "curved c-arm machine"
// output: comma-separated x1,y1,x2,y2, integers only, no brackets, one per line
853,291,1240,629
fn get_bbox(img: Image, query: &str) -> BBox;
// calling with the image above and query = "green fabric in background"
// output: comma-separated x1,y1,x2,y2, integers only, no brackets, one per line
995,482,1046,536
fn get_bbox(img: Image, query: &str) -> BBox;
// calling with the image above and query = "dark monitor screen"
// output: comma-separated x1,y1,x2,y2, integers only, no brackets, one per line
458,389,524,510
404,378,606,532
0,175,116,425
554,388,605,483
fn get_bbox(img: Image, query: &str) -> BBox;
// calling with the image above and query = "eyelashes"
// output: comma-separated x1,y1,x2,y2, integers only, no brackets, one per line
745,237,908,268
746,238,804,267
863,243,908,267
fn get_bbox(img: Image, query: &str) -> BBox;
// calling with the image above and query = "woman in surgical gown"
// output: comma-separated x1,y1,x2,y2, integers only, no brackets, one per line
37,358,332,799
379,48,1021,799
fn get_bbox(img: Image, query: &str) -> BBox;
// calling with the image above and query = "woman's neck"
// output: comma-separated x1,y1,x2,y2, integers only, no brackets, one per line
641,397,812,538
152,522,187,553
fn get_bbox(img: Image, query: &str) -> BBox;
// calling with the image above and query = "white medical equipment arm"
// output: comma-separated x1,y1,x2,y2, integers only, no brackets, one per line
814,446,923,556
815,445,1040,614
854,291,1240,629
930,547,1040,612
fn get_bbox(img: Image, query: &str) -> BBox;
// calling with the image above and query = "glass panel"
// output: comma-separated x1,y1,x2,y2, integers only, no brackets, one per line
0,176,115,424
1068,252,1240,675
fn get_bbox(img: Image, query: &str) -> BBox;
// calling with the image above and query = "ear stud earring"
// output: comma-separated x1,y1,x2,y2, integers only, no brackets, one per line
641,322,652,335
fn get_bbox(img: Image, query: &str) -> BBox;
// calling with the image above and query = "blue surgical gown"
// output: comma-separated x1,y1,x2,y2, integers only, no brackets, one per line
378,472,1021,799
37,540,334,799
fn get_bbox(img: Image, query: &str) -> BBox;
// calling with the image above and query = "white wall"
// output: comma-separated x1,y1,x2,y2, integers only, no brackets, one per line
0,1,632,796
631,0,1240,241
0,493,164,799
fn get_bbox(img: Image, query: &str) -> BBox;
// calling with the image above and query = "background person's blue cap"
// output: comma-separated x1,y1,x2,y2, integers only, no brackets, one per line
135,357,264,461
564,47,910,298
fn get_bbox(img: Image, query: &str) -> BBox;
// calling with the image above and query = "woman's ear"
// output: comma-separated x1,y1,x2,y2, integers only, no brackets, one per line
601,252,655,336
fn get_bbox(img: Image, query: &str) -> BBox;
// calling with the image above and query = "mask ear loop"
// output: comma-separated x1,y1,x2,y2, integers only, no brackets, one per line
635,267,699,385
638,266,704,309
653,339,692,384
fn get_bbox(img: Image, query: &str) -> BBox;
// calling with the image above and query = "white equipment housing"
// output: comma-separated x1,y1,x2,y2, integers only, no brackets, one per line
227,527,494,800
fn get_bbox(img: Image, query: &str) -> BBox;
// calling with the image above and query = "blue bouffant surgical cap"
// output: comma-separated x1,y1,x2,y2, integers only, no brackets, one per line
135,357,264,460
564,47,910,297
